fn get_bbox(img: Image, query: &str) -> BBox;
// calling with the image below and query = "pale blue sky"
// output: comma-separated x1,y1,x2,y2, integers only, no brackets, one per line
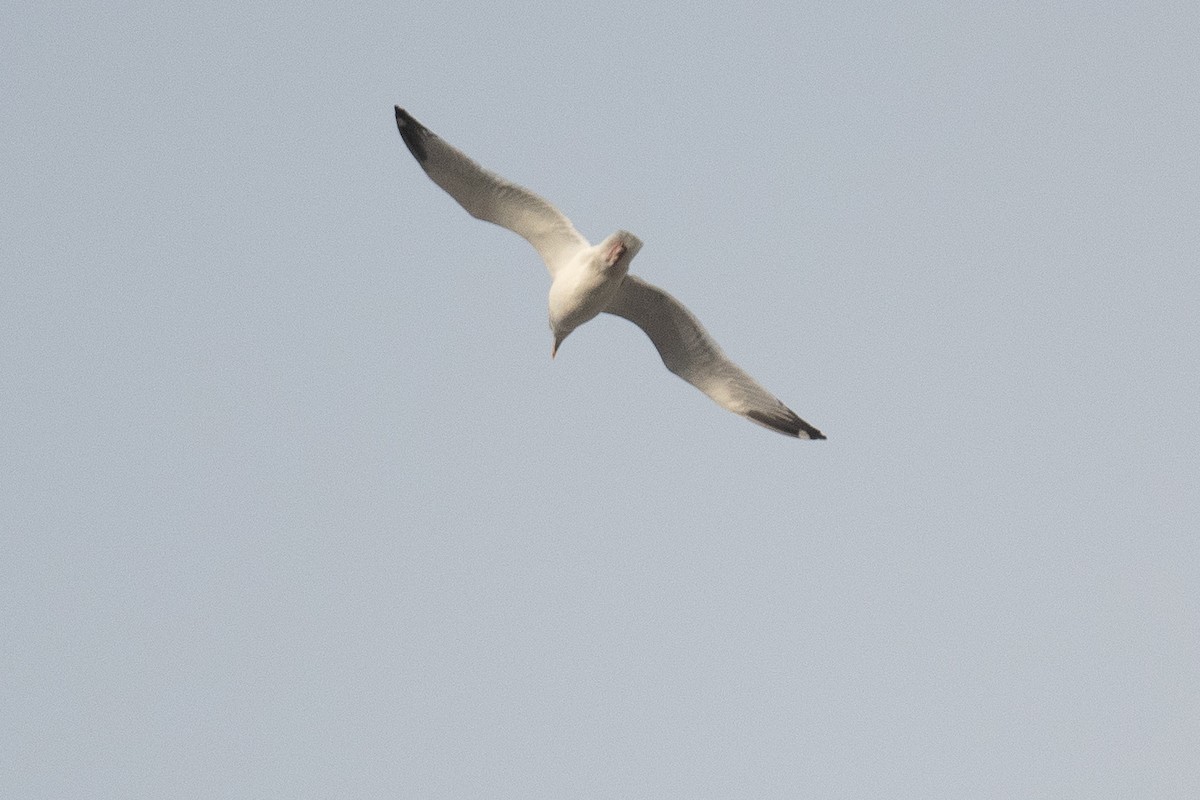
3,2,1198,797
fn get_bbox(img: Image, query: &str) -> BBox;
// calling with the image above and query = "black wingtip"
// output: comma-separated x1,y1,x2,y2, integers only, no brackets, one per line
747,409,826,440
802,424,827,440
787,409,825,440
393,106,428,163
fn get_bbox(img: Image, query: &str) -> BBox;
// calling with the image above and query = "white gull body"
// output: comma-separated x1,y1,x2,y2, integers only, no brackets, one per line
394,107,824,439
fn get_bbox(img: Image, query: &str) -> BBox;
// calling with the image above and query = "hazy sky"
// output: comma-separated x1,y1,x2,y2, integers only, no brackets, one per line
4,2,1198,797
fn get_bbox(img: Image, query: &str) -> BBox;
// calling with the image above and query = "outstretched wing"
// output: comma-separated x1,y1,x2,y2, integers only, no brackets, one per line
394,107,588,274
604,275,825,439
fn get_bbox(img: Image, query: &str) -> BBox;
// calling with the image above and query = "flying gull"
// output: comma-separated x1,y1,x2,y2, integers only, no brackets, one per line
393,107,825,439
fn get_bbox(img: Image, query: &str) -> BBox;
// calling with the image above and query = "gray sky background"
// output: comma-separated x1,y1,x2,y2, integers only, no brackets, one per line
4,2,1198,797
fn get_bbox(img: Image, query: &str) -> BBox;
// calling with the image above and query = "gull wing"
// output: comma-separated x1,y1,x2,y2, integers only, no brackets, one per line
604,275,825,439
394,107,588,275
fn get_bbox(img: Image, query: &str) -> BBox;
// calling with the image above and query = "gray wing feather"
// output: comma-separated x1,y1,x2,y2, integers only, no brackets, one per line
604,275,825,439
394,107,587,274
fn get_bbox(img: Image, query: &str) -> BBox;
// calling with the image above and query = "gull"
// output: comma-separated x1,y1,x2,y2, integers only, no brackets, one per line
393,107,825,439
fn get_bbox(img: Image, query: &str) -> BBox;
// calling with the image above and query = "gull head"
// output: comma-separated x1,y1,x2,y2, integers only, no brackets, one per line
548,230,643,359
